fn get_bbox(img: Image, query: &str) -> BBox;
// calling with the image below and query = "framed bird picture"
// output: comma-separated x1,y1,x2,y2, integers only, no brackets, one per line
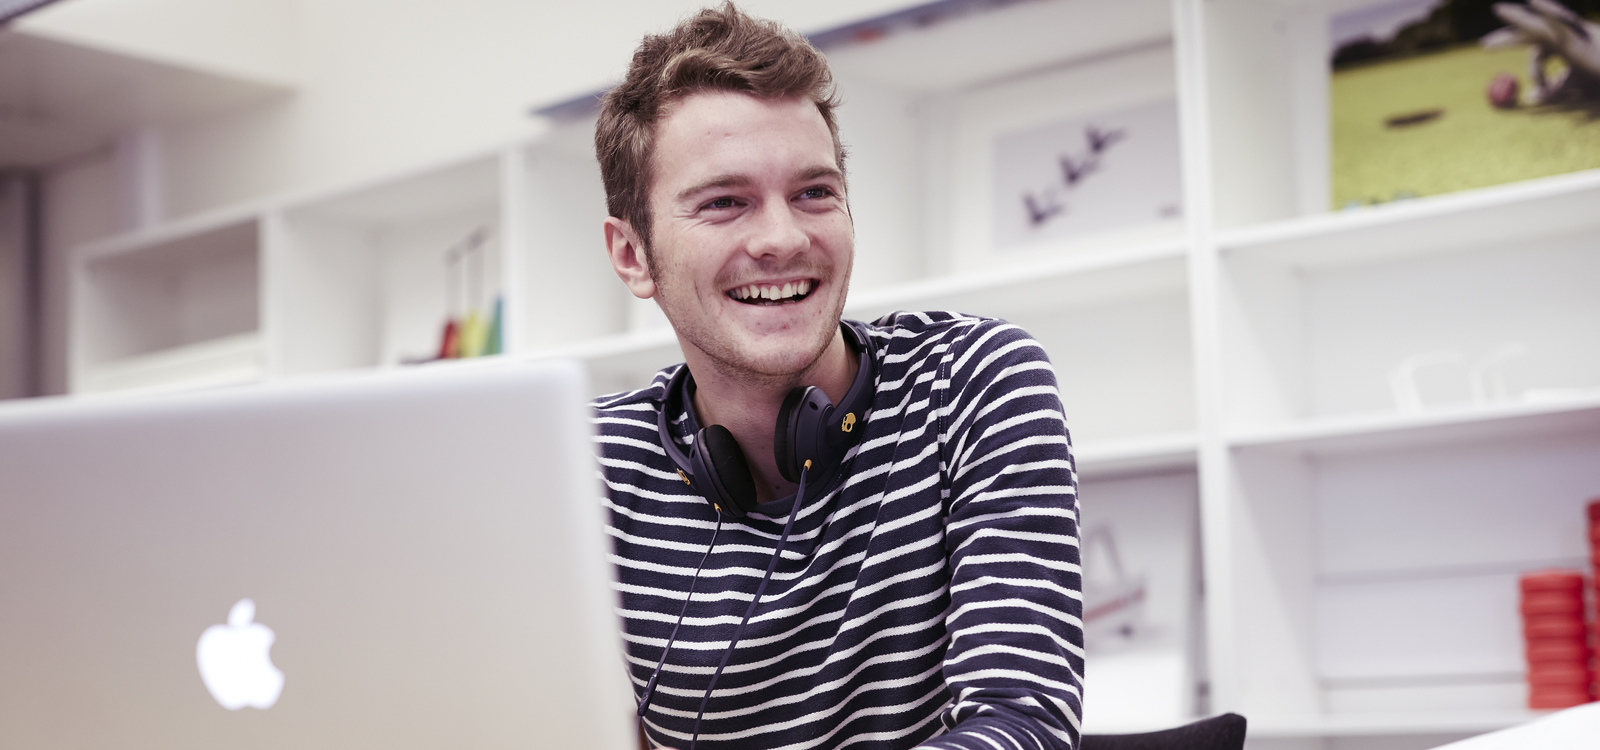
932,42,1185,272
990,98,1184,252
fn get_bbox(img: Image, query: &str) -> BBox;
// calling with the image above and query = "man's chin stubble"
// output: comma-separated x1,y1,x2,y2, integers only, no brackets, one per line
694,331,832,392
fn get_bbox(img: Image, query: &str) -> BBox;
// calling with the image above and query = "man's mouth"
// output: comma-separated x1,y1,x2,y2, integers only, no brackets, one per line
727,279,815,306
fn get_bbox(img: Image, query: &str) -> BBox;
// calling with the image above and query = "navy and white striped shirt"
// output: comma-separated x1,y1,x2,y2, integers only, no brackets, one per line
592,312,1084,750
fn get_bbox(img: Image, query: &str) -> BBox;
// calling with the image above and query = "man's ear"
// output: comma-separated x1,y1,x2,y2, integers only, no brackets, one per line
603,216,656,300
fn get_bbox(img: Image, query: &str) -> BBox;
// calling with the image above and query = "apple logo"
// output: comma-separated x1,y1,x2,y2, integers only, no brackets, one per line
196,598,285,710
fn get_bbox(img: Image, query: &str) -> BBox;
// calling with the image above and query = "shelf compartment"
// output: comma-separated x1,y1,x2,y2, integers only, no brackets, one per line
77,331,263,395
1258,428,1600,587
1220,422,1600,727
1218,215,1600,431
823,0,1182,283
1199,0,1332,228
75,217,261,393
510,126,632,352
271,157,503,375
1077,470,1202,733
1200,0,1600,234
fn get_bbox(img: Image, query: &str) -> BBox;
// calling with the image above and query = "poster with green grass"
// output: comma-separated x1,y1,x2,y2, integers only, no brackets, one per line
1330,0,1600,209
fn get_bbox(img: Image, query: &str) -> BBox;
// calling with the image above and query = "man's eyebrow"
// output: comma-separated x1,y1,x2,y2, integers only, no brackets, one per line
798,165,844,183
675,174,752,203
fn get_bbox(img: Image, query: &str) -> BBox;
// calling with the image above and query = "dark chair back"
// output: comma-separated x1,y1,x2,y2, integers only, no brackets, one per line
1080,713,1247,750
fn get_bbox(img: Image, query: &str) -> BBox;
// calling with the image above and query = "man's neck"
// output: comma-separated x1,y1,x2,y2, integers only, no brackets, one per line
685,327,858,505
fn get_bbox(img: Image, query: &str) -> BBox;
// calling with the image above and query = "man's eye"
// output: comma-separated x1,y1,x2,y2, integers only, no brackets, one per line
799,186,835,200
705,197,737,210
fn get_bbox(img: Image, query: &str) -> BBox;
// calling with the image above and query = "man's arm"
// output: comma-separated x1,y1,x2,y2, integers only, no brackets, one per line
921,319,1085,750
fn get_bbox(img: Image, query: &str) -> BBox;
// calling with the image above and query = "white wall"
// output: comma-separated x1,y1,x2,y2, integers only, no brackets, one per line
30,0,924,394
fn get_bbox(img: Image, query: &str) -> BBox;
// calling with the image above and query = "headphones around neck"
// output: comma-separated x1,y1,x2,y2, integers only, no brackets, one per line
657,320,876,518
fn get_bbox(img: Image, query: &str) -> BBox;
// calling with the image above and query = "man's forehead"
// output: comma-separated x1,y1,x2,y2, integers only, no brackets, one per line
657,89,822,130
651,91,836,181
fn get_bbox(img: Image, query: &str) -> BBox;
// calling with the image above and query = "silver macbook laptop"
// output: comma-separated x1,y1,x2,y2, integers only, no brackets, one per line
0,359,635,749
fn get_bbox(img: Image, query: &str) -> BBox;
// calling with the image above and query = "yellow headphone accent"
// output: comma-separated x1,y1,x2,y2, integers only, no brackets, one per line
841,413,856,433
677,469,691,485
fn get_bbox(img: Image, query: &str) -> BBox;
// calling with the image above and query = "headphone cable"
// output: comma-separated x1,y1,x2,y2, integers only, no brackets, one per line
688,462,808,750
636,516,723,741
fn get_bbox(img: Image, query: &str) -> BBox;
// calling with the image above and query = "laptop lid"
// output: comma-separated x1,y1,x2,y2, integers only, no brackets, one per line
0,359,634,749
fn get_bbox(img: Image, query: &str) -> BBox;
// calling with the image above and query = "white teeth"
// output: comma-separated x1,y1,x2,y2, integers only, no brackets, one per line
729,281,814,302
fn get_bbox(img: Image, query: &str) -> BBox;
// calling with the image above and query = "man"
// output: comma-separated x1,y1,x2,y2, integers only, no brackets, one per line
591,5,1083,749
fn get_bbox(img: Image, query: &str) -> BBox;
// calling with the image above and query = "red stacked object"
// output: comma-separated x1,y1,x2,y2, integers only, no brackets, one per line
1591,499,1600,701
1521,570,1592,708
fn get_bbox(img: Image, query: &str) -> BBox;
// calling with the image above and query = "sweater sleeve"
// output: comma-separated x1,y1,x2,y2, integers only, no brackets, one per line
918,319,1085,750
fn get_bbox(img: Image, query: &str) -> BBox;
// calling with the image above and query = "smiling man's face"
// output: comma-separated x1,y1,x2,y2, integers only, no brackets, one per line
638,90,853,383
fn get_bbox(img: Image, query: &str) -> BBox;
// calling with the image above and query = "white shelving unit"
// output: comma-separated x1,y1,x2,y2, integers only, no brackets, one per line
268,155,505,376
1182,0,1600,743
72,209,265,394
61,0,1598,745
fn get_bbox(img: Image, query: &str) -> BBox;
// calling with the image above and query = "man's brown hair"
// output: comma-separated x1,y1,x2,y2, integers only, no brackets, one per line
594,2,844,252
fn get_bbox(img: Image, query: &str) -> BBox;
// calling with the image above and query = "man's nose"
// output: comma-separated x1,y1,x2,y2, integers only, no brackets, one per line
745,199,808,261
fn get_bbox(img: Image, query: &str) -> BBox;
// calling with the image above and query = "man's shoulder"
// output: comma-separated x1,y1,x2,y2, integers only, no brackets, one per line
589,365,677,428
866,309,985,335
864,310,1043,361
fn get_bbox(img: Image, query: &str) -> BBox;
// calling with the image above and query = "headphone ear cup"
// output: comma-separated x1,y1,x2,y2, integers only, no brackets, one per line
696,425,759,517
777,386,838,484
774,387,807,483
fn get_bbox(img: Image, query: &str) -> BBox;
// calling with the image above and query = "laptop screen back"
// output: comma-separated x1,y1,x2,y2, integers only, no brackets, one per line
0,359,634,749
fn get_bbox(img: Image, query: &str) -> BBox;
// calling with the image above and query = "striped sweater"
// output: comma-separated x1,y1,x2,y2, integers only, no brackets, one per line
591,311,1084,750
